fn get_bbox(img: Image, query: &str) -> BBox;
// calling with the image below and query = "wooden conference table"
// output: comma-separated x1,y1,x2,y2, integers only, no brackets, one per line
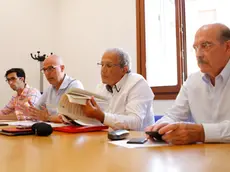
0,130,229,172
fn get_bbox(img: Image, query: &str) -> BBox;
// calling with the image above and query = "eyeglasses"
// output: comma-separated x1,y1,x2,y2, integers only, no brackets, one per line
97,62,120,68
193,41,215,52
41,65,59,73
6,77,19,83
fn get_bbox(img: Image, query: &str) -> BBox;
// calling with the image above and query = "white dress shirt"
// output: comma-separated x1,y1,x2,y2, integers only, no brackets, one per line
157,60,230,142
96,73,155,131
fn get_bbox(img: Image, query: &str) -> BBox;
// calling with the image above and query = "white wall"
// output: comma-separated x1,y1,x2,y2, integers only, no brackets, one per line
0,0,58,104
56,0,137,91
0,0,173,114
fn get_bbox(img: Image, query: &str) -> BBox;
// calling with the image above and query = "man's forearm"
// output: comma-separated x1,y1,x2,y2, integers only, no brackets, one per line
188,123,205,143
0,113,17,120
104,113,142,130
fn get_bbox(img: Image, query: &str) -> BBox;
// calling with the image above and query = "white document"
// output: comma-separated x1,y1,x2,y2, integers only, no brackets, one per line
58,88,108,126
109,139,168,148
65,88,108,105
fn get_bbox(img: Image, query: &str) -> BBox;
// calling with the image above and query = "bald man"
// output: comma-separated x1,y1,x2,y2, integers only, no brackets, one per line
146,23,230,144
28,54,84,122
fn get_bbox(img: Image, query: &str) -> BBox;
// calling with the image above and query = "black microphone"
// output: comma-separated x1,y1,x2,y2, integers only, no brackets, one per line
31,122,53,136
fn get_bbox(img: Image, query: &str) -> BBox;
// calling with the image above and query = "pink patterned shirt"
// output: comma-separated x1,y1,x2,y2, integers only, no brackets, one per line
0,84,41,120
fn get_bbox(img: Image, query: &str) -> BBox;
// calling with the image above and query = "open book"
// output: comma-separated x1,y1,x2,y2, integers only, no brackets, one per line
58,88,108,126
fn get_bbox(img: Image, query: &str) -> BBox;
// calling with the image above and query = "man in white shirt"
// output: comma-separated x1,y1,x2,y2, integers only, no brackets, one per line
146,23,230,144
82,48,155,130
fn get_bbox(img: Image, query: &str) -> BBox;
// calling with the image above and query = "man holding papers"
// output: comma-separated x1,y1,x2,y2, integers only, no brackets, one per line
27,54,84,123
146,23,230,144
82,48,155,130
0,68,41,120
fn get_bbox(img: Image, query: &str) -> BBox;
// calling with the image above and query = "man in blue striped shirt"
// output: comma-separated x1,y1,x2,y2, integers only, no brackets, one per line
27,55,84,123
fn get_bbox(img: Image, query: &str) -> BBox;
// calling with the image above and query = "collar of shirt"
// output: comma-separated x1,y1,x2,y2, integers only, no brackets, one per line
112,73,129,93
57,74,74,90
202,59,230,85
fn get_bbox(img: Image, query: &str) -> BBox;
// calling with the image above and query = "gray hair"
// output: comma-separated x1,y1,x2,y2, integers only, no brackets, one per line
105,48,131,73
220,27,230,42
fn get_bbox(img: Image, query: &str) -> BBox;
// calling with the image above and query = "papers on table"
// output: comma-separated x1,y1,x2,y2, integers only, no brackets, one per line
109,139,169,148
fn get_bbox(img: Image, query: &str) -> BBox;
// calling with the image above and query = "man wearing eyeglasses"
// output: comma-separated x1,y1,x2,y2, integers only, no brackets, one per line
0,68,41,120
27,54,84,122
82,48,155,131
146,23,230,145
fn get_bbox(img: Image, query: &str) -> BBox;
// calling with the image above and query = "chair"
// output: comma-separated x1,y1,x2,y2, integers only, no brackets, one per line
154,115,163,122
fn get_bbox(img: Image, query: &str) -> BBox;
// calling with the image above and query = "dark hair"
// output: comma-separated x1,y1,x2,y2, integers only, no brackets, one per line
5,68,26,82
219,28,230,42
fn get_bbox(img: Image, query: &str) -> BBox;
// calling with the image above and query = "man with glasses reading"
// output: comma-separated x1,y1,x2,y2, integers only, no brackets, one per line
146,23,230,144
82,48,155,130
0,68,41,120
27,54,84,122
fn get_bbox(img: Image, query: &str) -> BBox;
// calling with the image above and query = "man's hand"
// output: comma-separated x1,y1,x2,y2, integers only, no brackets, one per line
48,114,63,123
145,123,169,139
145,122,205,145
27,105,49,121
82,97,105,123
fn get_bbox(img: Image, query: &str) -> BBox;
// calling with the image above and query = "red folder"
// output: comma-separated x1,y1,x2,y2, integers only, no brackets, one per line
53,125,108,133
